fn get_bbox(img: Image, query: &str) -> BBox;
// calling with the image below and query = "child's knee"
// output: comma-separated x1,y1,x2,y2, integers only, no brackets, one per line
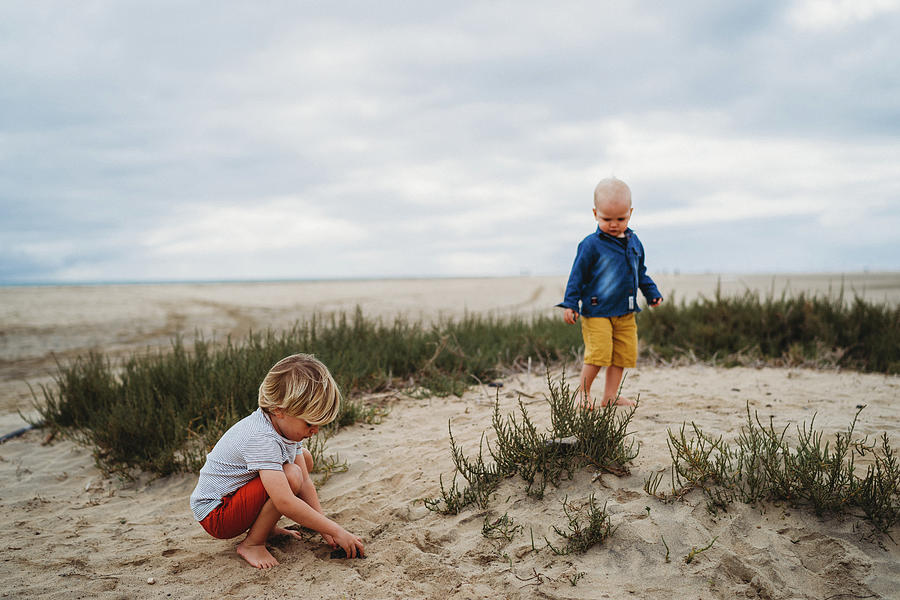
283,462,307,494
302,447,314,473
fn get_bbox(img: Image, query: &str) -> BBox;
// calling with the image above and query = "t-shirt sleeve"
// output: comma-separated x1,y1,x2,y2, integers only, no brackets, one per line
241,435,286,471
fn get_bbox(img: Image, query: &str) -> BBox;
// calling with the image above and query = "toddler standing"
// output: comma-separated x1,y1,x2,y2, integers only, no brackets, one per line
558,177,663,408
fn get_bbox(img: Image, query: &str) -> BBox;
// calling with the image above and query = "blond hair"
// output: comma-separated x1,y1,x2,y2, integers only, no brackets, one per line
258,354,341,425
593,177,631,209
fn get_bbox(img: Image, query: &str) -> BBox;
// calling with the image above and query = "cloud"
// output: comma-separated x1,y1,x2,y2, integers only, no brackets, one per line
143,197,367,256
1,2,898,282
787,0,900,30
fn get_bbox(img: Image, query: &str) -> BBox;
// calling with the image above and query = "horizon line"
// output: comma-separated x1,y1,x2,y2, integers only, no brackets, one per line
1,269,897,288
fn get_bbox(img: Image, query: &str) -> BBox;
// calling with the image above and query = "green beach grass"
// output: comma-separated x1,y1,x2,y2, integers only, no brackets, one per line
423,373,639,515
33,309,582,475
645,404,900,533
32,290,900,477
639,288,900,372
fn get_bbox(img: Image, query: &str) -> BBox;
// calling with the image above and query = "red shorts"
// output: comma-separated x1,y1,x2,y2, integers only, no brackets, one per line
199,476,269,539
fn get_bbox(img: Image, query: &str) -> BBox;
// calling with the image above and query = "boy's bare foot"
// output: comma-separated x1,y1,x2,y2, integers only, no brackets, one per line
237,540,279,569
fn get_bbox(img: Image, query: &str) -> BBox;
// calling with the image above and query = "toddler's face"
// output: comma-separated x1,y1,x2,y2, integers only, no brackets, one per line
593,197,633,238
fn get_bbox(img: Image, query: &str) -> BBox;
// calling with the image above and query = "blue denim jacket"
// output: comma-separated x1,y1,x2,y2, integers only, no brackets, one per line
557,227,662,318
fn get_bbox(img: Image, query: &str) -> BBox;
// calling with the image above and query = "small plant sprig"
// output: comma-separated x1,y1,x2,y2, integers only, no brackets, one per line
855,432,900,532
545,494,615,555
684,536,718,564
424,424,503,514
482,512,524,542
306,432,348,486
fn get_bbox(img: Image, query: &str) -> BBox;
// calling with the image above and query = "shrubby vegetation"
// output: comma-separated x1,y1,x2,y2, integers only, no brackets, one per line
425,374,632,555
424,374,638,514
32,289,899,480
34,310,581,475
646,404,900,533
639,289,900,373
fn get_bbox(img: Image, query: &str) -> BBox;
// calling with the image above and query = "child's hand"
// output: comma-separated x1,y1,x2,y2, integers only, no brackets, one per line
333,528,365,559
563,308,579,324
322,532,336,547
649,297,663,307
272,526,305,541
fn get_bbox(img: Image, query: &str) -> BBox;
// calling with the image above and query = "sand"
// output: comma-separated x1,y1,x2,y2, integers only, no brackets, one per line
1,274,899,599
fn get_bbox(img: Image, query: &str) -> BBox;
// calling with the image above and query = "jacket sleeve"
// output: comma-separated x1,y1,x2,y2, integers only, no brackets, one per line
557,239,592,311
637,250,662,302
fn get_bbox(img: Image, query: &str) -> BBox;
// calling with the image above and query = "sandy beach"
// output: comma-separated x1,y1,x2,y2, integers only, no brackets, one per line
1,274,899,599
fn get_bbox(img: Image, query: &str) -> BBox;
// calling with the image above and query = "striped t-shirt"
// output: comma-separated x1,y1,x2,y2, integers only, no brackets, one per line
190,408,302,521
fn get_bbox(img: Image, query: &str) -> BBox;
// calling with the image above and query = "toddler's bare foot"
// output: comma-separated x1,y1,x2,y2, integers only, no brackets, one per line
270,526,303,541
237,540,279,569
575,393,596,411
601,397,636,407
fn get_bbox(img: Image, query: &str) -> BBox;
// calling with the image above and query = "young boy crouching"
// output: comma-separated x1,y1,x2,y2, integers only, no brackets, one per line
190,353,364,568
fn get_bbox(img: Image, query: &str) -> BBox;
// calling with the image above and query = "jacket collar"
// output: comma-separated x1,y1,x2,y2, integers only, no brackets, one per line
595,227,633,242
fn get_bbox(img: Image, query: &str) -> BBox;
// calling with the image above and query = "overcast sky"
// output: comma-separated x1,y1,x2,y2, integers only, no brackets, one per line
1,1,899,284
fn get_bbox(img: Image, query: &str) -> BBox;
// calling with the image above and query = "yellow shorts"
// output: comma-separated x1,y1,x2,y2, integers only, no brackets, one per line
581,313,638,368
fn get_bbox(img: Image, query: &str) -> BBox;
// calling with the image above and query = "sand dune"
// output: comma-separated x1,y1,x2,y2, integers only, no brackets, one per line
1,275,898,599
2,365,898,599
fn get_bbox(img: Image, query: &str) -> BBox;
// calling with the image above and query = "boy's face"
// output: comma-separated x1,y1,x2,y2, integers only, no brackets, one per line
593,196,633,238
271,410,320,442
